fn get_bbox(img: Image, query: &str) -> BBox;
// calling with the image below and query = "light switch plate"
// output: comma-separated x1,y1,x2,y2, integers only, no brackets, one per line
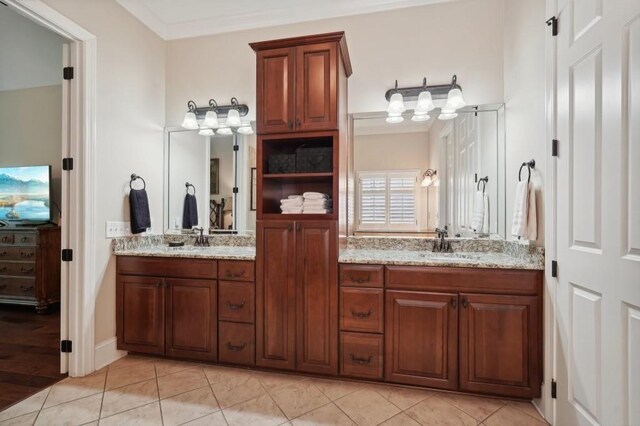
105,218,154,238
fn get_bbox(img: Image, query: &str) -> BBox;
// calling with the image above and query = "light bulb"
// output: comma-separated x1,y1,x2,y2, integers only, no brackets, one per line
387,92,406,114
226,109,241,127
414,91,435,114
444,87,466,110
181,111,198,129
202,110,219,128
411,114,431,122
198,127,214,136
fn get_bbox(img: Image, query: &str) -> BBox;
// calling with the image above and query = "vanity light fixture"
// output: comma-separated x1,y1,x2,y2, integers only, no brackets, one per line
412,78,436,122
237,124,254,135
421,169,438,187
217,125,233,136
198,127,215,136
226,97,242,127
202,99,220,129
411,114,431,122
385,75,465,122
180,98,249,130
438,106,458,120
181,101,199,130
444,75,466,110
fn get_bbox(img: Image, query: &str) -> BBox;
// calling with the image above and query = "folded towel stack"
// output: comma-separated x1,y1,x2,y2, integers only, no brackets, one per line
281,195,303,214
303,192,332,214
511,182,537,241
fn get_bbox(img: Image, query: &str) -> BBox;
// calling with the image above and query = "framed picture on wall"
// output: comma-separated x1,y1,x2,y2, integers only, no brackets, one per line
210,158,219,195
250,167,257,211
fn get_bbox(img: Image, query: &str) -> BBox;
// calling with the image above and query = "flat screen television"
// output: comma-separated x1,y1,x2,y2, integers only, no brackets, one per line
0,165,52,223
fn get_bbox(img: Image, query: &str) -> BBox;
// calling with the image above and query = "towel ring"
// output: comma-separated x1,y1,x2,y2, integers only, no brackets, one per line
477,176,489,193
518,159,536,183
185,182,196,195
130,173,146,190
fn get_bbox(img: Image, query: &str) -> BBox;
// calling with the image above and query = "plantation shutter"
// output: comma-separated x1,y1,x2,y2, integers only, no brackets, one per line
359,174,387,227
388,173,417,227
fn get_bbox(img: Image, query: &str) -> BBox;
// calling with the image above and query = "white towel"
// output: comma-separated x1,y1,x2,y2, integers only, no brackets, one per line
303,199,331,207
511,181,529,239
303,208,331,214
280,198,302,207
287,195,303,201
471,191,485,233
303,192,329,200
281,207,303,214
527,186,537,241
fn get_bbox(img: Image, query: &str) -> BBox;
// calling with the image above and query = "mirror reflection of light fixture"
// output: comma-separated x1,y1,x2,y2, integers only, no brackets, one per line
198,127,215,136
181,100,199,129
421,169,437,187
386,113,404,124
411,114,430,122
237,123,254,134
217,125,233,136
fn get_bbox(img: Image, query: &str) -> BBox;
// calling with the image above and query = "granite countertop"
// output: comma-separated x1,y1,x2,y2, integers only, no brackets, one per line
114,245,255,260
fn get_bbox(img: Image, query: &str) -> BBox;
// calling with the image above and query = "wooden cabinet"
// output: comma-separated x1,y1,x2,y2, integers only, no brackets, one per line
255,47,295,134
340,331,383,380
385,290,458,390
459,293,541,398
295,43,337,132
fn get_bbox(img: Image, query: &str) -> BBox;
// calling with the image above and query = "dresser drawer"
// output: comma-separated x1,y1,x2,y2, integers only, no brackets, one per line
340,288,384,333
13,234,37,246
0,277,36,298
340,332,383,379
339,264,384,288
218,321,255,365
218,260,255,282
218,281,255,323
117,256,217,279
0,247,36,261
0,262,37,277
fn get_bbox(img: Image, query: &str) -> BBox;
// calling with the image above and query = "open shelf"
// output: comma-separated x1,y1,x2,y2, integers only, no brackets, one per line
263,172,333,181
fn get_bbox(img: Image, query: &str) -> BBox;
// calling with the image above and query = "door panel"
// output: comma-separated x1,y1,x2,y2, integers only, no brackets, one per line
385,290,458,390
165,278,217,361
256,220,296,370
256,48,295,134
296,221,338,374
295,43,337,131
117,275,165,355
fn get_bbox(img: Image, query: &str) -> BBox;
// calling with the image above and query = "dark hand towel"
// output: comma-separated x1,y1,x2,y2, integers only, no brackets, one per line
129,189,151,234
182,193,198,229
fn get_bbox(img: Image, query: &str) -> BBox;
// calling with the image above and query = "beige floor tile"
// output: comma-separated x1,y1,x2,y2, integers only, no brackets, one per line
182,411,228,425
43,371,106,408
105,362,156,391
373,384,434,410
0,411,39,426
439,393,506,421
100,378,159,418
484,404,546,426
157,368,209,399
310,378,363,401
154,359,201,377
107,355,154,372
334,388,400,426
509,401,546,421
99,401,163,426
203,365,253,386
268,379,330,419
34,393,102,426
291,403,355,425
211,374,266,409
405,396,478,426
379,412,422,426
0,387,50,422
254,371,307,393
223,394,288,426
160,386,220,426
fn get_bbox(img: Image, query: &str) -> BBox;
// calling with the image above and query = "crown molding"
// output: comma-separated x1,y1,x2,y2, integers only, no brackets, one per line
115,0,168,39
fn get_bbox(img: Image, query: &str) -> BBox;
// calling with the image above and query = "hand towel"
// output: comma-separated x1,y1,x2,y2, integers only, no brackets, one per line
281,198,303,207
182,193,198,229
527,186,537,241
282,208,303,214
287,195,303,201
511,181,529,239
471,191,485,232
303,208,332,214
303,198,332,207
129,189,151,234
483,193,490,234
303,192,329,200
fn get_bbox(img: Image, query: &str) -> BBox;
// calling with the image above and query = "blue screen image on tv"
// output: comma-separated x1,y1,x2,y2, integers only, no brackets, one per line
0,166,51,221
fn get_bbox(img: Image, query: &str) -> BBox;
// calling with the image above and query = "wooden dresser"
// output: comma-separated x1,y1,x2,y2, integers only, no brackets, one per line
0,227,61,313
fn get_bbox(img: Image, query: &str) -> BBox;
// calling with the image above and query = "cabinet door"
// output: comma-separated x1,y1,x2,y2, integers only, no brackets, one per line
296,221,338,374
385,290,458,390
256,47,295,134
459,293,540,398
295,43,337,132
256,220,296,370
116,275,165,355
165,278,217,361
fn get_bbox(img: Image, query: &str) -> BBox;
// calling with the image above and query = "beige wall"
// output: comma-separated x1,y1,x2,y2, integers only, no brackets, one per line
165,0,505,126
0,85,63,219
503,0,546,245
42,0,166,345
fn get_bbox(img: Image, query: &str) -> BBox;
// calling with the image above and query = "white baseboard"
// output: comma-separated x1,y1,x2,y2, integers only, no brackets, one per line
94,337,127,370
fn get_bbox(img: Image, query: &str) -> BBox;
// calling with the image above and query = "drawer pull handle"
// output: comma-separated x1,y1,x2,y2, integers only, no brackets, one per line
225,270,245,278
20,252,34,258
349,273,371,284
20,237,28,243
1,237,11,243
0,284,7,290
0,252,6,256
20,285,34,292
350,354,373,365
351,308,373,319
227,342,246,352
226,301,245,310
156,282,162,288
20,267,34,274
0,267,6,273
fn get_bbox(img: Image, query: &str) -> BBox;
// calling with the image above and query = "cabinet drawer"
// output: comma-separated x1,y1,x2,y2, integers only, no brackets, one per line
117,256,217,280
339,264,383,288
0,234,14,245
0,247,36,261
0,277,36,298
218,281,255,323
218,260,255,282
0,262,37,277
340,332,383,379
340,288,383,333
219,322,255,366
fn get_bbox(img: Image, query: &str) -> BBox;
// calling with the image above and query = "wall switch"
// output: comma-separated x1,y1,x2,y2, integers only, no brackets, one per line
105,221,131,238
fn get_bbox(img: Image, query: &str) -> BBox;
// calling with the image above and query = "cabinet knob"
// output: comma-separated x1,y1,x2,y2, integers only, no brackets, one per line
156,282,162,288
296,223,301,232
227,342,246,352
21,237,28,243
0,284,7,290
351,308,373,319
296,118,301,128
0,252,6,257
461,298,469,308
451,298,457,309
226,301,246,310
0,267,6,273
287,120,293,130
350,354,373,365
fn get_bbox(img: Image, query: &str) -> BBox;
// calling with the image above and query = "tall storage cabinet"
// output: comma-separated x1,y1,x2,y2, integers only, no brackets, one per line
251,32,351,375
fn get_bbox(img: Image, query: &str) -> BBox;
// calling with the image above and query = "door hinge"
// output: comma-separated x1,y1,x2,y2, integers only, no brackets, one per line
61,249,73,262
546,16,558,36
232,187,239,194
62,158,74,171
551,260,558,278
61,340,72,353
474,173,478,183
552,139,559,157
233,145,239,152
551,379,557,399
63,66,74,80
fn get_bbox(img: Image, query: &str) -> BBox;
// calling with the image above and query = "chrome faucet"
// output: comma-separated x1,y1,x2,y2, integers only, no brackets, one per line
194,227,209,247
433,227,453,253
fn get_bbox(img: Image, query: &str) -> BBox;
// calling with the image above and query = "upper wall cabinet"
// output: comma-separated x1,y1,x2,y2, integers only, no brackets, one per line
251,32,352,135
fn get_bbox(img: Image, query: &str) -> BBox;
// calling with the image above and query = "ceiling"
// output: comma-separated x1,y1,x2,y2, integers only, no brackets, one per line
115,0,454,40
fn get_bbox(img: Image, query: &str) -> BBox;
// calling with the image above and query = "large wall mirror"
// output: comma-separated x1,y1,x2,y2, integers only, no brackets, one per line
163,125,257,234
351,105,505,238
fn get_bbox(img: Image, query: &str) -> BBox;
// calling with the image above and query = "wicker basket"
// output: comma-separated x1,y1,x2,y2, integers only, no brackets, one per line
268,154,296,174
296,146,332,173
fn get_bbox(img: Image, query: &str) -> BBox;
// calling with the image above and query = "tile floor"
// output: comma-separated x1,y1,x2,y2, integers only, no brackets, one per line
0,355,549,426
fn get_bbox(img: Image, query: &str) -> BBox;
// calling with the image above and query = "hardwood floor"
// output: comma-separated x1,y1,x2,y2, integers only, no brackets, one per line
0,304,66,410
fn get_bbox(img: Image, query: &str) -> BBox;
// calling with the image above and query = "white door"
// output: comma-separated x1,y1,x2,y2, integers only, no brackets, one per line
554,0,640,425
454,114,479,234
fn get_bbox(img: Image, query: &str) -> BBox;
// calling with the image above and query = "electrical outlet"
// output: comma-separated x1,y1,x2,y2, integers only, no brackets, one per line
105,221,130,238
